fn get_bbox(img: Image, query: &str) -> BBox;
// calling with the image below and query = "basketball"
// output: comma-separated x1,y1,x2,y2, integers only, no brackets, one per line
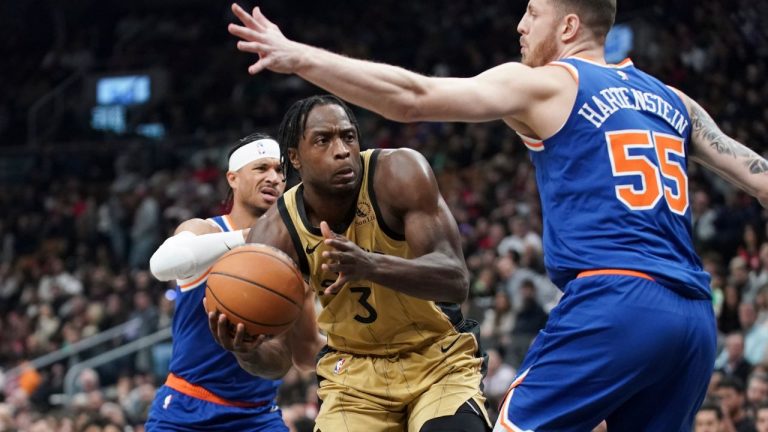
204,243,305,337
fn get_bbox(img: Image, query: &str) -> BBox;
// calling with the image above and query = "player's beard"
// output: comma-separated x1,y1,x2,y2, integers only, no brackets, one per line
522,29,559,67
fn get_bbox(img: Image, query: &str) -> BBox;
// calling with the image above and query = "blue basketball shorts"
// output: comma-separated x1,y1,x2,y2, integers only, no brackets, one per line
146,385,288,432
494,271,716,432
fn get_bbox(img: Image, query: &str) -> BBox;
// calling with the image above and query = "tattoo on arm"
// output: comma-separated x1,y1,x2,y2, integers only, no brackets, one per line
690,103,768,174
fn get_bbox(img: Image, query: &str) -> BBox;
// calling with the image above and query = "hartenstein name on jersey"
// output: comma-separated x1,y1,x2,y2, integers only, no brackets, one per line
577,87,689,134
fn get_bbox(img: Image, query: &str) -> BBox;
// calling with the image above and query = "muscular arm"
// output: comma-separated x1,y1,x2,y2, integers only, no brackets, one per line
287,287,325,371
230,333,293,379
228,4,561,124
679,92,768,206
322,149,469,304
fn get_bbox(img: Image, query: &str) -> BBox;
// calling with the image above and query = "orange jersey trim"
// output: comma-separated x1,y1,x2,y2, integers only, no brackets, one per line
577,269,655,282
164,373,268,408
178,268,211,290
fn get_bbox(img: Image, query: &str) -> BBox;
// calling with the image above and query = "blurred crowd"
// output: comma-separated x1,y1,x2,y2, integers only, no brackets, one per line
2,0,768,431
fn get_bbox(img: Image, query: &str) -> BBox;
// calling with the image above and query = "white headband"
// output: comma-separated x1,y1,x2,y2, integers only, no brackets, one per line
228,138,281,172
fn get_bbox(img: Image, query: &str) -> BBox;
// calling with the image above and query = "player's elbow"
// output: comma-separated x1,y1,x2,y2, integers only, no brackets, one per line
757,190,768,208
447,267,470,304
238,356,292,380
149,245,194,281
148,251,176,282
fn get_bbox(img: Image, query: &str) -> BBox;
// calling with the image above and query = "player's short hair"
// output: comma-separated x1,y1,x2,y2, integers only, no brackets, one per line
757,400,768,412
277,94,361,180
717,375,746,393
697,400,723,420
551,0,616,41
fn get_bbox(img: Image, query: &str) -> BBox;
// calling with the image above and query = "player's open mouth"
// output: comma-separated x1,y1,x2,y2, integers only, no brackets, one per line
260,187,279,202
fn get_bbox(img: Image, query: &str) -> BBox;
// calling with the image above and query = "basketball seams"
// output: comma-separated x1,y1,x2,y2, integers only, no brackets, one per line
205,285,295,327
207,243,305,336
209,272,303,308
224,245,304,281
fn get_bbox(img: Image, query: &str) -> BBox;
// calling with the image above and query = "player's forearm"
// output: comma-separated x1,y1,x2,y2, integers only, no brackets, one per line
689,102,768,206
149,230,247,281
295,45,427,122
290,333,326,372
365,252,469,304
234,338,292,380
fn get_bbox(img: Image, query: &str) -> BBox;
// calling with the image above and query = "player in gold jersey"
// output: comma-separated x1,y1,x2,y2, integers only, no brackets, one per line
210,94,491,432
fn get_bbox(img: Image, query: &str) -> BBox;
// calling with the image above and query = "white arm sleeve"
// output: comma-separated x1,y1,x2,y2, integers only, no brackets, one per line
149,230,246,281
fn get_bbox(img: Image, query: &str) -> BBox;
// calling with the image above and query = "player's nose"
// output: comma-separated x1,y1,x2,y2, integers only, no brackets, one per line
331,137,351,159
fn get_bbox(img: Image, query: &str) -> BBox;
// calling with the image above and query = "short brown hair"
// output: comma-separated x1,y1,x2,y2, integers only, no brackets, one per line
552,0,616,41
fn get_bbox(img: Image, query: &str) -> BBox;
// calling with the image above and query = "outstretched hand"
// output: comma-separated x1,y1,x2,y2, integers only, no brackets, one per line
320,221,373,295
204,297,271,354
228,3,304,75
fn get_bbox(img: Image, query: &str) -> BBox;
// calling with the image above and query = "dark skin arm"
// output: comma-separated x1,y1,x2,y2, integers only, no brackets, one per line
206,208,324,378
205,296,292,379
321,148,469,304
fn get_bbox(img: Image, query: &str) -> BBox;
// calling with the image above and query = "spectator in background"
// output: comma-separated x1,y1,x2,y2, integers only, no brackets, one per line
733,256,754,299
722,285,746,334
717,332,754,387
740,224,763,273
692,190,718,250
740,303,768,366
482,347,516,420
508,279,549,368
495,253,560,314
750,248,768,303
748,373,768,418
756,401,768,432
717,376,756,432
694,401,724,432
128,183,161,270
123,290,159,374
480,289,515,350
496,216,542,262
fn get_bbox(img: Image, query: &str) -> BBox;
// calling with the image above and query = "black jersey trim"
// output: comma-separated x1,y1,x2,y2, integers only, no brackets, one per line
278,195,310,276
367,149,406,241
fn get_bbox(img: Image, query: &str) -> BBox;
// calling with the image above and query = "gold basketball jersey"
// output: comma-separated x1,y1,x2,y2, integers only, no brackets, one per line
278,149,462,356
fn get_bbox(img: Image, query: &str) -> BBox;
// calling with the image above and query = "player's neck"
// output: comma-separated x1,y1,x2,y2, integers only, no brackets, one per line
302,186,358,231
558,41,605,64
228,206,262,230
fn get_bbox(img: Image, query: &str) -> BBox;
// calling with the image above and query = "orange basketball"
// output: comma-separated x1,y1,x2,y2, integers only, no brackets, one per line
204,243,305,337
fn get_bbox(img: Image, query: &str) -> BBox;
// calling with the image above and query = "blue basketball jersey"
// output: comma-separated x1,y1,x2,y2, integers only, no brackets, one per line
522,57,710,298
167,214,280,403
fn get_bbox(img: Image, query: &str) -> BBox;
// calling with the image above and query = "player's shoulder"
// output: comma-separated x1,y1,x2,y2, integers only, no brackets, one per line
372,148,440,213
174,217,221,235
374,148,434,185
375,147,429,168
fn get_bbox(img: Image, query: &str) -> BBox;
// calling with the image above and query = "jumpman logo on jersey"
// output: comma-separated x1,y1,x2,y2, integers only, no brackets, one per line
617,70,629,81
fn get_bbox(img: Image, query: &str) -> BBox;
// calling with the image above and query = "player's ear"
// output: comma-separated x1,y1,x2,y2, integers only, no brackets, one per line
288,148,300,170
226,170,238,189
561,13,580,42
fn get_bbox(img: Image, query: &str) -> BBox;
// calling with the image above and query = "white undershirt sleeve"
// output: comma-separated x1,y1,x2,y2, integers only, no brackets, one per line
149,230,246,281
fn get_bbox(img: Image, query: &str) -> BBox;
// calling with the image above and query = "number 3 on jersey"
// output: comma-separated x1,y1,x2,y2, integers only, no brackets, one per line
606,130,688,215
